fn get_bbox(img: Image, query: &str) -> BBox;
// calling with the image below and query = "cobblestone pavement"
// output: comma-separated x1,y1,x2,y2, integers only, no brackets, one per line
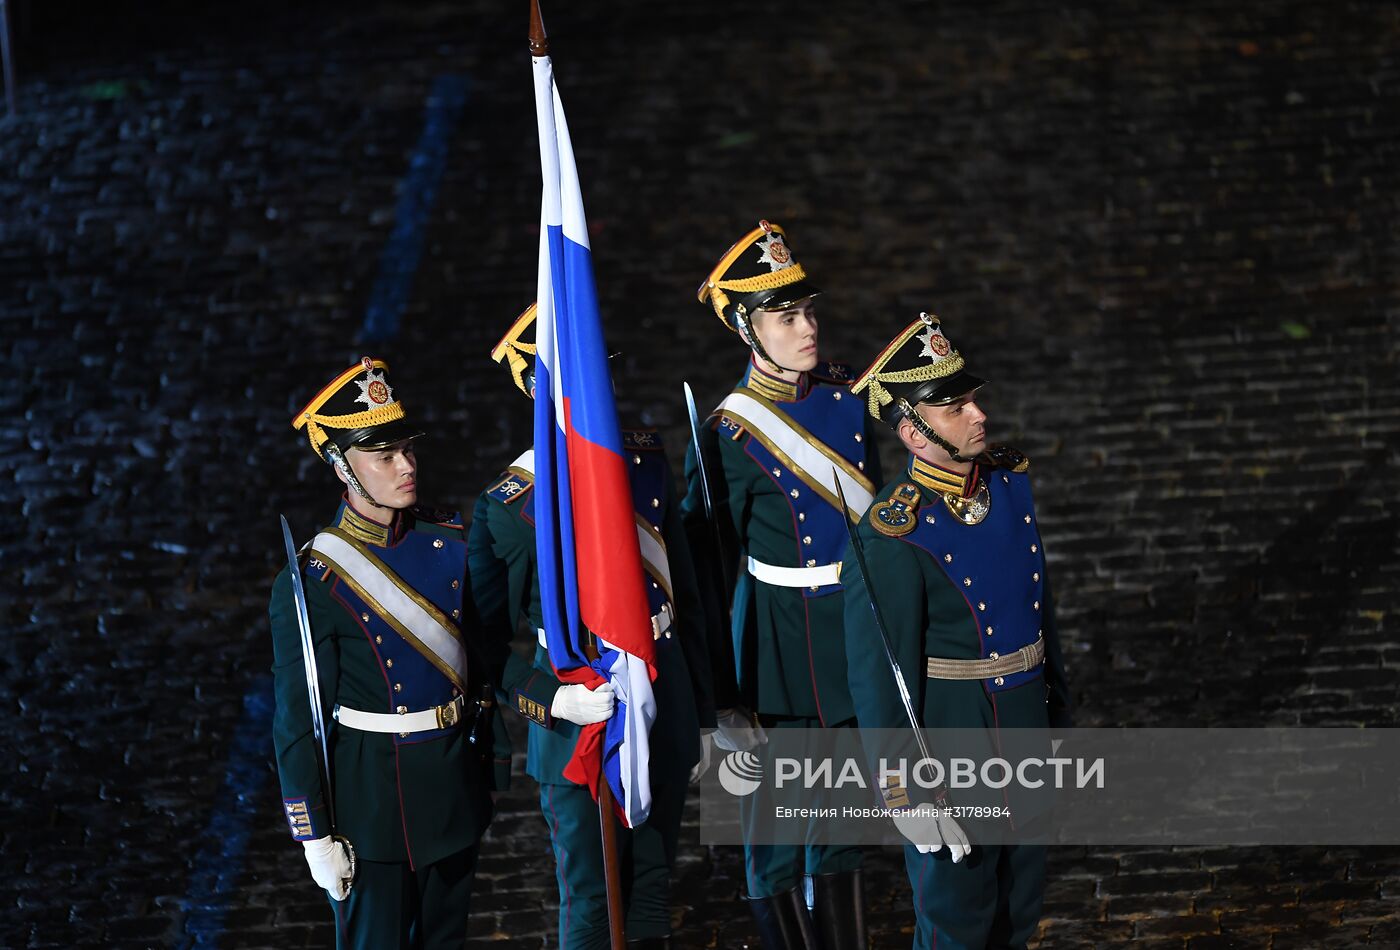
3,0,1398,946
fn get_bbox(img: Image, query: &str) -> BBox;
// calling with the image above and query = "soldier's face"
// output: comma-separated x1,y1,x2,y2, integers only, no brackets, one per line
752,298,819,372
910,393,987,463
343,440,418,509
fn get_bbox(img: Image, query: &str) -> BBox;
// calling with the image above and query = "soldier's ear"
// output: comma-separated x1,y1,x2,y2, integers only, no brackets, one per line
895,415,923,455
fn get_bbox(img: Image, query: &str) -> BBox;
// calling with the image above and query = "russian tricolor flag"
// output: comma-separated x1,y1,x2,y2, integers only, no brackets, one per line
531,46,658,827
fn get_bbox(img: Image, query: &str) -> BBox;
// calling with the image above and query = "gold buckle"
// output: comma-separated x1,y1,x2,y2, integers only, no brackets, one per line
436,698,460,729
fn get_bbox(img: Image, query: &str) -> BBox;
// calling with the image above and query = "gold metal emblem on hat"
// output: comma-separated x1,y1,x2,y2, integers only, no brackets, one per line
918,325,951,360
354,368,394,408
756,233,792,271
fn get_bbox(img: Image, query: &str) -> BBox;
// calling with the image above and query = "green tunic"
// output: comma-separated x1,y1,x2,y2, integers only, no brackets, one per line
467,437,712,784
682,359,884,724
467,434,711,946
269,503,546,870
841,454,1073,949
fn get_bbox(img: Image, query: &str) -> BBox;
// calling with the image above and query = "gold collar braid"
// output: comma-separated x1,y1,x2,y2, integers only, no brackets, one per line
706,264,810,329
297,401,407,459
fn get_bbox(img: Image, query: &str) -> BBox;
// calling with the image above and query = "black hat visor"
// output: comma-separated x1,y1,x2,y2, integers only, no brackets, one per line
333,418,425,455
745,278,822,316
906,369,988,409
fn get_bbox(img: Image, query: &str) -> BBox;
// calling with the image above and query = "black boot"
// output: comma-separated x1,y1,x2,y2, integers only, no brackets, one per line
812,869,868,950
749,886,818,950
626,939,672,949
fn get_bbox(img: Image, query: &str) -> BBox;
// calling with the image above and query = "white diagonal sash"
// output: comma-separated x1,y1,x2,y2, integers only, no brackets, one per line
635,515,673,604
311,528,467,690
718,389,875,520
518,445,674,603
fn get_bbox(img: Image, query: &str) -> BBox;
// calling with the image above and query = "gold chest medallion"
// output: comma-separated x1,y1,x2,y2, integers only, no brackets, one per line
942,479,991,525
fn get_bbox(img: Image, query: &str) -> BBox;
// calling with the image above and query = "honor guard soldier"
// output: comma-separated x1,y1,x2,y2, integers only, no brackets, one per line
269,358,558,949
842,314,1073,949
684,220,881,948
468,305,714,950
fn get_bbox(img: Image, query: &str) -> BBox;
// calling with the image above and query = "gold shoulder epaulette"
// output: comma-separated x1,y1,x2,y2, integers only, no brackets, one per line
869,482,922,537
981,444,1030,474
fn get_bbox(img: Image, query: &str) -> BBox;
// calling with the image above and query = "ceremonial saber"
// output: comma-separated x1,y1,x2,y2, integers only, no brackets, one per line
683,382,717,523
832,474,934,764
683,381,741,706
280,514,355,893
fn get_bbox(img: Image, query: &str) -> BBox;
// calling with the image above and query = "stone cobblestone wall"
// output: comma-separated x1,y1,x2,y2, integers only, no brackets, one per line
2,0,1397,946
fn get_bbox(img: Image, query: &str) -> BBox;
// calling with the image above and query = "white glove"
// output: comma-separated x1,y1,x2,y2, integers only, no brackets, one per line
689,731,714,784
302,835,354,900
893,805,971,863
551,682,616,725
713,707,767,752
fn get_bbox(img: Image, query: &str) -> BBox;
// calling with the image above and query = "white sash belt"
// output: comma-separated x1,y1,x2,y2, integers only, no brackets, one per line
335,695,467,735
311,529,467,689
747,556,842,588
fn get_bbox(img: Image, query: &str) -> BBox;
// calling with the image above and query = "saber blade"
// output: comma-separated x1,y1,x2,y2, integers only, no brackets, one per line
280,514,336,822
832,472,933,764
683,381,716,521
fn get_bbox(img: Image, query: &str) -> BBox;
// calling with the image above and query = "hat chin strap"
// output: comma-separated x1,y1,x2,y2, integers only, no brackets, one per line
735,306,796,376
324,442,394,511
899,398,979,465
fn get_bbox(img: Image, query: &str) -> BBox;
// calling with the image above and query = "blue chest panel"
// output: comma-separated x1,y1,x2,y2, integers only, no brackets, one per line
310,518,467,744
898,471,1047,693
739,382,869,598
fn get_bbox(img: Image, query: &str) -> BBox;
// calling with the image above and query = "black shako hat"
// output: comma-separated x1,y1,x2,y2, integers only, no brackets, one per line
697,219,822,332
851,313,988,425
292,356,424,461
489,302,622,399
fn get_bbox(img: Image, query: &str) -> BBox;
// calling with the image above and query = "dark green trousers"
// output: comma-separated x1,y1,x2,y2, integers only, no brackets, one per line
327,845,478,950
540,771,688,949
904,840,1045,949
740,716,863,899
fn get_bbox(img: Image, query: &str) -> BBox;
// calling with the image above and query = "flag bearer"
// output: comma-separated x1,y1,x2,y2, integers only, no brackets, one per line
469,305,714,950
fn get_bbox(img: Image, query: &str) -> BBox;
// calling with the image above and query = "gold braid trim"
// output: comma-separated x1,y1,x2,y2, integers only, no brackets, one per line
707,264,809,328
492,340,538,396
860,353,966,420
301,401,406,457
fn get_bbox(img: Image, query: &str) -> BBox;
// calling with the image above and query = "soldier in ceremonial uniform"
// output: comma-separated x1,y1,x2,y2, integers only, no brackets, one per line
268,357,604,950
842,313,1073,949
684,220,880,948
468,305,714,950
